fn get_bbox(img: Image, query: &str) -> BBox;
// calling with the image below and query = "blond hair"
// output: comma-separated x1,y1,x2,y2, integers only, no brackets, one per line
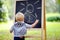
15,12,24,21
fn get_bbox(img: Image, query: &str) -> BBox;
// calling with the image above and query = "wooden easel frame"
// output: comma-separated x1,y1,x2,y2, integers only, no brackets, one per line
13,0,46,40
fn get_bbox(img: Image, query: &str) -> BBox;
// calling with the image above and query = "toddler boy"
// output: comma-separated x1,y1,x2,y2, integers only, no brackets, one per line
10,12,39,40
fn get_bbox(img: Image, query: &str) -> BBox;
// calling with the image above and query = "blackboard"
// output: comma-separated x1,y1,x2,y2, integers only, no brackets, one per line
15,0,42,28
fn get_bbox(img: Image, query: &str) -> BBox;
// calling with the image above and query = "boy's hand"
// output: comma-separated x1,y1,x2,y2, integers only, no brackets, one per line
35,19,39,23
10,30,12,33
20,36,24,38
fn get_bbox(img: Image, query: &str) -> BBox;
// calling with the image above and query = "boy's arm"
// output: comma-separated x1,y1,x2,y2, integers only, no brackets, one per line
26,19,39,28
10,26,14,33
31,19,39,28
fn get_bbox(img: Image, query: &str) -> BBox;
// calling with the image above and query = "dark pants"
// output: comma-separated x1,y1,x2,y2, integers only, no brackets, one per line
14,37,25,40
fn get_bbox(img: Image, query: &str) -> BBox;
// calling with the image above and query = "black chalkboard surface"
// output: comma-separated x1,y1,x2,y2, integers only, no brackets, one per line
15,0,42,28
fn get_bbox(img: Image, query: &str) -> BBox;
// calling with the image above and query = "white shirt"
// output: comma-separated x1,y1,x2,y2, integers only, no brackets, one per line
10,22,32,37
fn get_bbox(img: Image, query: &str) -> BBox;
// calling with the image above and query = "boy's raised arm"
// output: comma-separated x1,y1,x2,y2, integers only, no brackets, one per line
32,19,39,28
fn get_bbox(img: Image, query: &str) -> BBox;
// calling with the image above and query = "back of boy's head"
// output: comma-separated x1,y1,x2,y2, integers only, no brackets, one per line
15,12,24,22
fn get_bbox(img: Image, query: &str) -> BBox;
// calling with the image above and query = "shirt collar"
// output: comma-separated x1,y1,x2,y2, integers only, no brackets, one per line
17,21,24,23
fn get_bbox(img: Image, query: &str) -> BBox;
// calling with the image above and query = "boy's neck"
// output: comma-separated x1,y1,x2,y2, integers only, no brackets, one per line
17,21,24,23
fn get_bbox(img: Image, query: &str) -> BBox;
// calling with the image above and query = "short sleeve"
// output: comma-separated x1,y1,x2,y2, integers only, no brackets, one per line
25,23,32,28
